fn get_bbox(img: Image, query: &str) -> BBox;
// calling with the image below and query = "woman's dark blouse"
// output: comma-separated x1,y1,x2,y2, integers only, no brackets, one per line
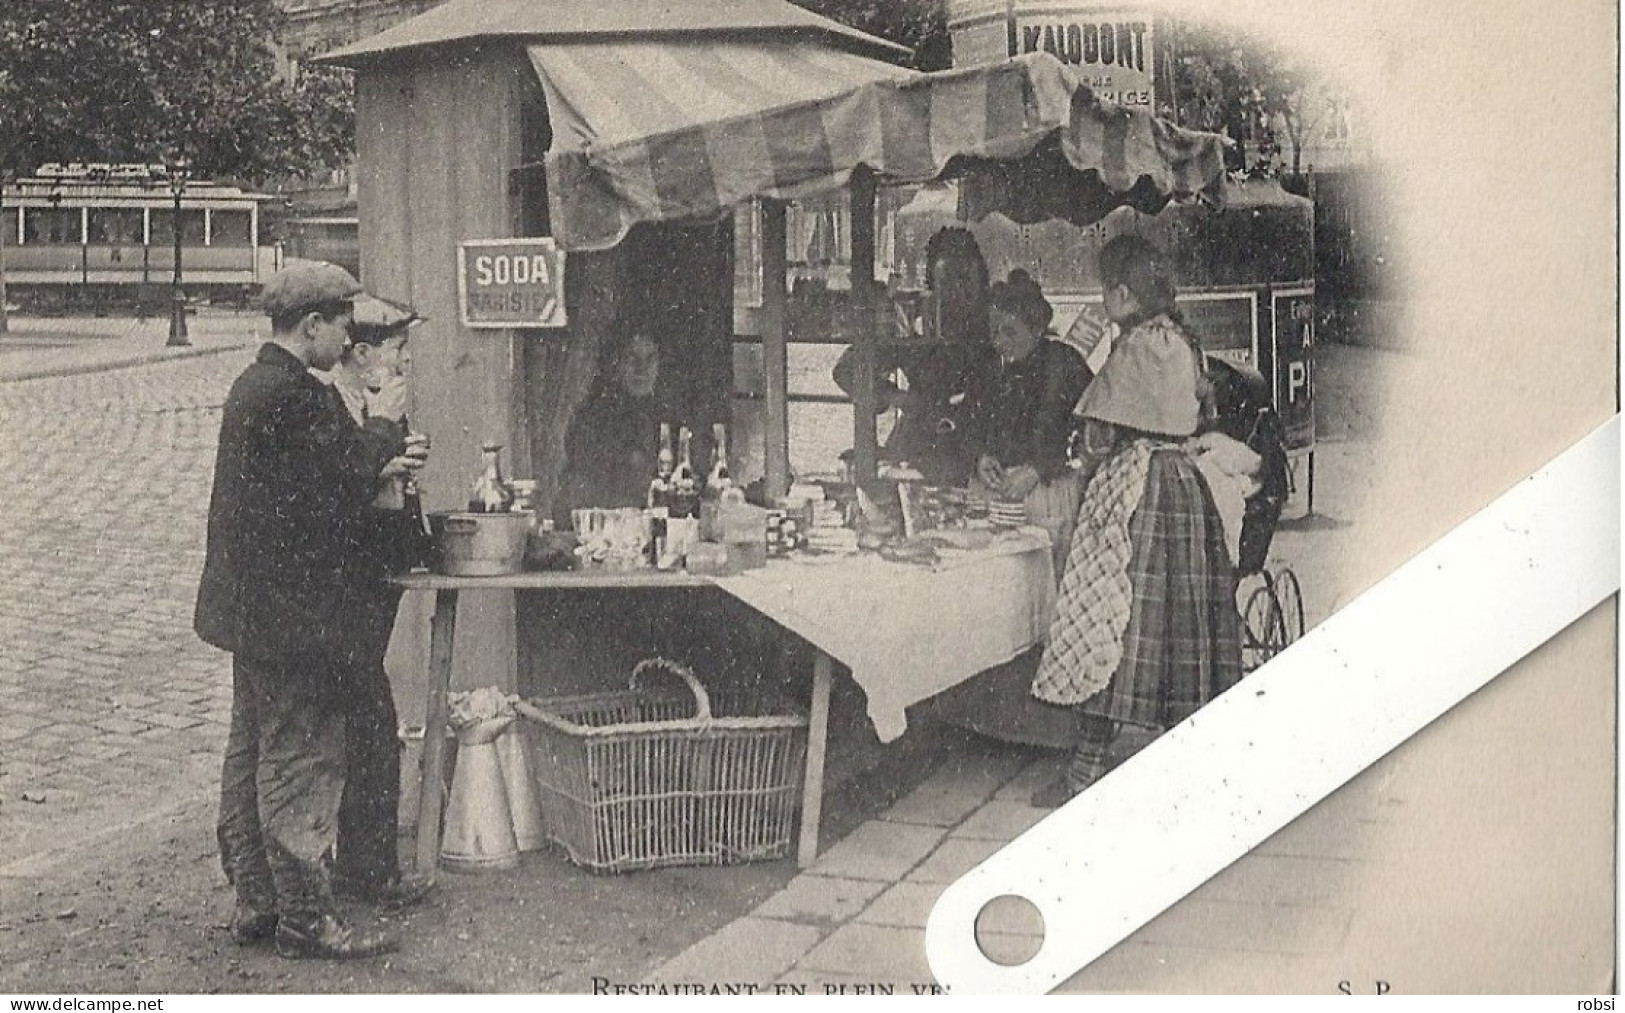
833,342,998,487
555,385,677,523
975,339,1093,482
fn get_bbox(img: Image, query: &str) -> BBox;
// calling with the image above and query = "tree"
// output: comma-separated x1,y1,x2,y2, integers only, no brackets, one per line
1163,19,1335,178
0,1,353,182
788,0,952,70
1252,48,1333,178
0,1,356,331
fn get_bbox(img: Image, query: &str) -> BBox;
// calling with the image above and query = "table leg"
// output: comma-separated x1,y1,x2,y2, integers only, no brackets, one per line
796,650,834,868
414,588,459,878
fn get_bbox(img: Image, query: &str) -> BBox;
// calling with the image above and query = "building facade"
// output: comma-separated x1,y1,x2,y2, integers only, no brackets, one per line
277,0,449,58
271,1,451,273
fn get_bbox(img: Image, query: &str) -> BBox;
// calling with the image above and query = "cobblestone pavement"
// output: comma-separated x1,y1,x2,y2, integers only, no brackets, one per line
0,317,263,866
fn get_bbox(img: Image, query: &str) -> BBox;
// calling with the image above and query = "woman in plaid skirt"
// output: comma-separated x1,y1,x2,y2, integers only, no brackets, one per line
1030,235,1248,807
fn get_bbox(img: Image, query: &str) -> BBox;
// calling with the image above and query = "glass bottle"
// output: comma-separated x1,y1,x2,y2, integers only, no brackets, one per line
670,426,699,519
403,473,433,546
467,442,514,513
644,424,673,567
647,423,674,510
706,422,746,504
705,422,732,499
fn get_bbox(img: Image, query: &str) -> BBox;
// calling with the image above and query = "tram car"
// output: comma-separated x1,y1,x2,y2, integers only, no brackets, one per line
2,163,281,312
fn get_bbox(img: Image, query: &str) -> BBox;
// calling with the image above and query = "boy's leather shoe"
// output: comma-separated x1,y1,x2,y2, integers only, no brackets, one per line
333,874,435,910
228,903,278,946
274,913,398,960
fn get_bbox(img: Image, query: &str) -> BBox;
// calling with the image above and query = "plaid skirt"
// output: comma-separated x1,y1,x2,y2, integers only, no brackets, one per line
1077,447,1244,729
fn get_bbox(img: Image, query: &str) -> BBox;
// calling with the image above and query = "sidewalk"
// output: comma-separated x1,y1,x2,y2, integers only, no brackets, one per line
654,742,1389,993
0,310,260,383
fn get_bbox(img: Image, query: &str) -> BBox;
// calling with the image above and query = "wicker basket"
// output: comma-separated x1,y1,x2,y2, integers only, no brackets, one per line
514,659,808,873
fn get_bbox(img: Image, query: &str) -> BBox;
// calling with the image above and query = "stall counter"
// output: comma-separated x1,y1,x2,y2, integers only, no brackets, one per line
392,526,1056,875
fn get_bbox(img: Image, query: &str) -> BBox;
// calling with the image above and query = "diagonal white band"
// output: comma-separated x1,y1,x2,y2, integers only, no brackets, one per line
925,415,1620,993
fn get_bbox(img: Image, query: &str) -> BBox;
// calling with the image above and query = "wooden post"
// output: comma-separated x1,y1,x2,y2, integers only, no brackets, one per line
796,650,834,868
761,199,790,502
414,588,459,878
848,169,880,486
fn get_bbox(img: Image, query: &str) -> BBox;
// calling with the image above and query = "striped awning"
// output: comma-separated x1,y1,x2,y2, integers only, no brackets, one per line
534,47,1230,252
529,41,912,250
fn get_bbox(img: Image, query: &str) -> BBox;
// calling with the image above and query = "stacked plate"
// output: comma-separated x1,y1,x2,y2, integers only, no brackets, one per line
804,526,859,554
810,500,846,530
987,500,1028,528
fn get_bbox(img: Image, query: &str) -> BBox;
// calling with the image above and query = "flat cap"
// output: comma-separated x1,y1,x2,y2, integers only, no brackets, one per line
260,261,363,319
350,293,424,344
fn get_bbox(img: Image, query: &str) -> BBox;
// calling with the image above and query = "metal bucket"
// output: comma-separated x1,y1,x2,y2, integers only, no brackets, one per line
429,510,533,576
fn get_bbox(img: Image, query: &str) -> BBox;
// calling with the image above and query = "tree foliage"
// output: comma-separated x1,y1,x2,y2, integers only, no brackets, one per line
787,5,1334,172
788,0,952,70
1163,19,1335,177
0,0,353,184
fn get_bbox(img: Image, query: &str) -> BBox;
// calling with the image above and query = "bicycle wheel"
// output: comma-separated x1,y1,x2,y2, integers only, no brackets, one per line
1242,575,1288,669
1272,567,1306,644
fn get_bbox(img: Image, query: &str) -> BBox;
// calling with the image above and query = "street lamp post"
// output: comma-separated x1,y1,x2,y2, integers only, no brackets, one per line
166,159,190,347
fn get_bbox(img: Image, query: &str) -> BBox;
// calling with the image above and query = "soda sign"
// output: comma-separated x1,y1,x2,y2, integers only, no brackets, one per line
458,238,567,329
1271,287,1316,453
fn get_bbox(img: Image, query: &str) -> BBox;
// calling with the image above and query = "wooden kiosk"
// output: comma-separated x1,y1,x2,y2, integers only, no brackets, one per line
320,1,1228,874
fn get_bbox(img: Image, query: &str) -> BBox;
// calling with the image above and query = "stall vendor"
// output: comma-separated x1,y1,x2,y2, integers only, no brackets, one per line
832,227,998,487
972,269,1093,569
554,329,678,524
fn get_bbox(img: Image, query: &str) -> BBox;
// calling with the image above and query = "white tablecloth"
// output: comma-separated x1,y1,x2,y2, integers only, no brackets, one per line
713,527,1056,742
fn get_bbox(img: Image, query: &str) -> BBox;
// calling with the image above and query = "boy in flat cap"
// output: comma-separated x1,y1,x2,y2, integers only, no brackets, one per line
324,293,434,908
196,262,427,959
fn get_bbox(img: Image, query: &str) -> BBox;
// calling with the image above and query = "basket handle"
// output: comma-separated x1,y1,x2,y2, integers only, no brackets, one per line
631,657,712,722
512,698,550,723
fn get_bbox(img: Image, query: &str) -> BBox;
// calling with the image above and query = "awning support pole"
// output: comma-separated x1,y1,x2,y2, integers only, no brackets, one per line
761,199,791,502
849,168,879,487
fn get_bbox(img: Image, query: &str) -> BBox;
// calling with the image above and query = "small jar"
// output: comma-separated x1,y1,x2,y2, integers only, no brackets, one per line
766,510,786,556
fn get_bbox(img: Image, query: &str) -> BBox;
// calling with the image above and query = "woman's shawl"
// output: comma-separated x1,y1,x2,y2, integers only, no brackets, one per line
1032,440,1155,706
1074,314,1203,438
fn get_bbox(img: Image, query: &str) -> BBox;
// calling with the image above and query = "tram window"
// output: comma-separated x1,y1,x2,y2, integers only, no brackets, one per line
211,209,252,247
88,208,144,246
23,207,82,245
1,208,16,244
150,209,206,246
